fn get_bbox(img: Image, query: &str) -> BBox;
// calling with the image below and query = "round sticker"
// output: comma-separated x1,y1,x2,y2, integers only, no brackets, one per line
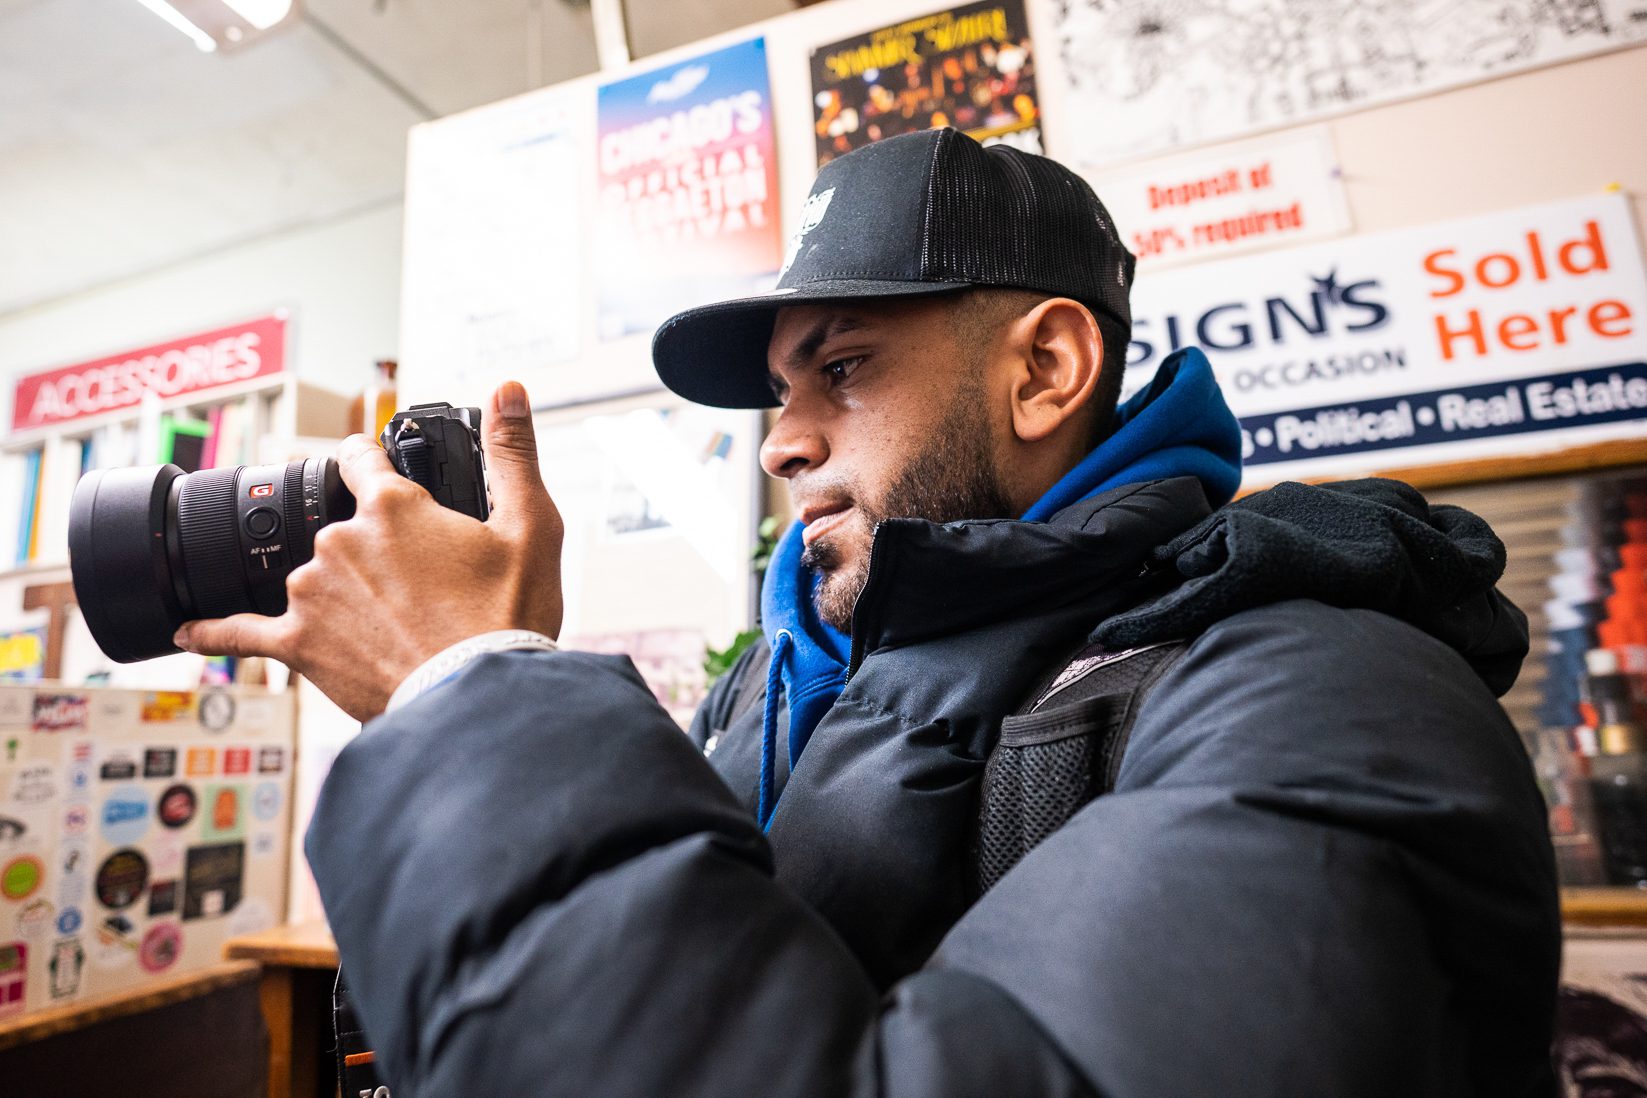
16,897,52,937
157,785,197,829
94,849,149,910
1,855,43,900
55,906,82,936
251,782,282,822
199,692,235,733
139,923,182,973
100,785,150,845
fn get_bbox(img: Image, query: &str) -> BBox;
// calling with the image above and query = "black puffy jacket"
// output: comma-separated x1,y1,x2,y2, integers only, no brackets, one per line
307,477,1559,1097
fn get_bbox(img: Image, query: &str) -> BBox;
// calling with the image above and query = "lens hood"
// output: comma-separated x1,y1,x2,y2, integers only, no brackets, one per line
69,464,189,663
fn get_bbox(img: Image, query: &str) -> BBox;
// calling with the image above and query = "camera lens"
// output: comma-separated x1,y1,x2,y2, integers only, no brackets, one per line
69,459,354,663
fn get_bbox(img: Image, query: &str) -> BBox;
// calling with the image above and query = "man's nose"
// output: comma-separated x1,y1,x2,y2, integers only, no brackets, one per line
759,401,829,479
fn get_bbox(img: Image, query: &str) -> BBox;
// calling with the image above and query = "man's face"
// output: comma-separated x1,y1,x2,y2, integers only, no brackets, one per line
760,297,1014,632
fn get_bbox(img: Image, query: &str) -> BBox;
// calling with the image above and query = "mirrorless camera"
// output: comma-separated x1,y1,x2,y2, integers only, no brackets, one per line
69,402,489,662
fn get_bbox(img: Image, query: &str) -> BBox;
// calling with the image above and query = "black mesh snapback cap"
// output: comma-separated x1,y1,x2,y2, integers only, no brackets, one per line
651,127,1137,409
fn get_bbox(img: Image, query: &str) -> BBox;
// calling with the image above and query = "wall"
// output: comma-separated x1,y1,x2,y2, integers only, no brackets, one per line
0,200,404,432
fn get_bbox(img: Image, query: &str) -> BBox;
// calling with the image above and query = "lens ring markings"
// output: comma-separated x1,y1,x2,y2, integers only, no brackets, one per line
175,468,246,620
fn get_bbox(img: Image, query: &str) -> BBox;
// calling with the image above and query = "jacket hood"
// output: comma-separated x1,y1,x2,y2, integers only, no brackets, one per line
1094,477,1530,696
756,348,1242,826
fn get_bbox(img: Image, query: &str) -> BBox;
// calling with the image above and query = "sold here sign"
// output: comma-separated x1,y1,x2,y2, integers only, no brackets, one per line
1125,193,1647,482
11,314,287,432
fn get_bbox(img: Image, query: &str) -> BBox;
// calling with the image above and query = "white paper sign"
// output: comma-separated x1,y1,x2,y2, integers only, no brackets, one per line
1087,128,1350,268
1048,0,1647,167
1126,193,1647,482
400,90,585,405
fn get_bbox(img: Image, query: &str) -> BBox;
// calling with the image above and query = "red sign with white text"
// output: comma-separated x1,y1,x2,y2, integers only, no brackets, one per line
11,315,286,431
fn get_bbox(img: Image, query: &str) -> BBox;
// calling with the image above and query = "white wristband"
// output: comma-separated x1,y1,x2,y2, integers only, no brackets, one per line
385,630,559,714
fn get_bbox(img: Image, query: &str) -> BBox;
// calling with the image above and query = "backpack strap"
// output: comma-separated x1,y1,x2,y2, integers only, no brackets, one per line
970,639,1187,897
334,966,393,1098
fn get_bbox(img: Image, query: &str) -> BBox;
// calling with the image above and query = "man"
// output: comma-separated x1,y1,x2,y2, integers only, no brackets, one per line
180,129,1559,1095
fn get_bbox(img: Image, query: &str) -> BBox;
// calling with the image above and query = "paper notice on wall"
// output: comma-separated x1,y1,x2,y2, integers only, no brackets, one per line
809,0,1041,167
401,88,584,405
1124,193,1647,482
594,38,781,341
1087,128,1350,269
1049,0,1647,167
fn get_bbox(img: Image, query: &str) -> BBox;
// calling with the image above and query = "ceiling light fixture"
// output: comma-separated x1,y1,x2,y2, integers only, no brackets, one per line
132,0,218,52
131,0,299,52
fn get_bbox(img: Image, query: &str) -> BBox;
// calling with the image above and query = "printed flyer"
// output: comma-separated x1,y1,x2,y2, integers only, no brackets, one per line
810,0,1040,167
595,37,781,340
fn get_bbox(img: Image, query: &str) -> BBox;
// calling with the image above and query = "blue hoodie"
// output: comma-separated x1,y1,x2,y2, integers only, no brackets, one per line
755,347,1242,827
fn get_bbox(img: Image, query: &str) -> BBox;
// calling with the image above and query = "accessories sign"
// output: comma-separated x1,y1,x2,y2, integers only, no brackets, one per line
11,314,287,432
1126,193,1647,481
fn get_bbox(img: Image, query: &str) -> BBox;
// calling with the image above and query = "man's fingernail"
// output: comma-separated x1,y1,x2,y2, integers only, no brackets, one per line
172,626,191,651
499,382,529,419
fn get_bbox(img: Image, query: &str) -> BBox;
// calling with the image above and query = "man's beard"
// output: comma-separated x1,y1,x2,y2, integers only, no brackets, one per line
800,390,1013,632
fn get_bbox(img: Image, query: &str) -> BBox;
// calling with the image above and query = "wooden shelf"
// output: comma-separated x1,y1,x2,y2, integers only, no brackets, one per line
0,959,260,1052
224,919,338,970
1563,887,1647,927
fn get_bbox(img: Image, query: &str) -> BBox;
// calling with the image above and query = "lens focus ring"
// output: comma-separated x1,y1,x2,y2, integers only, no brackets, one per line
176,468,247,620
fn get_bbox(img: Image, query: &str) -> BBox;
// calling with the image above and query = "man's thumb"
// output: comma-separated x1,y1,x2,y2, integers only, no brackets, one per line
174,615,291,661
485,381,555,528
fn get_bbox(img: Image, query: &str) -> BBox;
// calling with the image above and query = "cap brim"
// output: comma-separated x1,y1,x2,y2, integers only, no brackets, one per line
651,278,972,409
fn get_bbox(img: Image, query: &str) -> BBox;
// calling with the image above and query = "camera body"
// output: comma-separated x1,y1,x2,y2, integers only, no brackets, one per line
381,403,490,521
69,401,490,663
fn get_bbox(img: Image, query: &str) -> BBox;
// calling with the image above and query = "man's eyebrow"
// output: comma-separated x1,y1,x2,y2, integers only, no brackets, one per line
783,315,868,367
768,314,869,399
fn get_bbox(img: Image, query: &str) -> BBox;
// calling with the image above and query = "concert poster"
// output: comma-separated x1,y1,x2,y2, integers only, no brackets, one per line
809,0,1041,168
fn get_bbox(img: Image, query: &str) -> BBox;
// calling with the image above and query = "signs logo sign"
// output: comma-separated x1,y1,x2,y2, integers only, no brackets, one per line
1125,193,1647,480
198,691,235,733
0,942,26,1017
251,782,282,823
183,843,244,920
49,937,82,999
100,785,150,845
810,1,1040,167
144,748,178,779
1,855,43,901
62,804,89,837
202,785,245,842
12,315,287,432
141,692,195,723
222,747,251,776
99,752,138,781
148,880,178,917
0,627,46,683
12,765,54,804
595,37,781,339
55,906,81,935
30,694,87,733
139,923,182,974
256,747,284,774
185,747,215,777
157,784,197,830
94,850,149,911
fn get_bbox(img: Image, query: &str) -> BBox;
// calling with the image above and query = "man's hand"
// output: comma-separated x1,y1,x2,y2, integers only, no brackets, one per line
175,381,564,721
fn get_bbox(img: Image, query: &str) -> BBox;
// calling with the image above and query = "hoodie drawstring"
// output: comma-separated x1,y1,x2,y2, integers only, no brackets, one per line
756,630,793,830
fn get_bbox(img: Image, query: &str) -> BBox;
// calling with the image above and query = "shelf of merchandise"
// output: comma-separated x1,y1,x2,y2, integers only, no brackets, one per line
1,374,353,576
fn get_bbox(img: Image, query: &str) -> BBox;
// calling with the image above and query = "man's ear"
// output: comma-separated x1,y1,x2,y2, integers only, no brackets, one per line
1006,298,1103,444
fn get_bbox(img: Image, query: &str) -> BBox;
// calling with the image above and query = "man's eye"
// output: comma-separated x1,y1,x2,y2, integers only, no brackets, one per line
822,356,865,383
